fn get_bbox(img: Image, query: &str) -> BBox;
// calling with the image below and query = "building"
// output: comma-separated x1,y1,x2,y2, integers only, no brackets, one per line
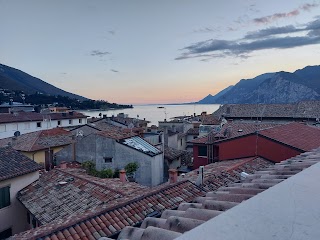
10,149,278,240
0,128,73,170
0,102,34,113
56,129,164,186
192,122,320,169
116,148,320,240
11,176,205,239
0,147,41,238
213,100,320,125
0,111,88,139
17,166,149,228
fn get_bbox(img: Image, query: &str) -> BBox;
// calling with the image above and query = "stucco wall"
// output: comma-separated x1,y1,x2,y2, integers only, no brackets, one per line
0,171,39,236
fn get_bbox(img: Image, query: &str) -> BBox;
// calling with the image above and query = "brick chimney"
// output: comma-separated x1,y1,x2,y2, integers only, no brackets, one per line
120,169,127,183
169,169,178,184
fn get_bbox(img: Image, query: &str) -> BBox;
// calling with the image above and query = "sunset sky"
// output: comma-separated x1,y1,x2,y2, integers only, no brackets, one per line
1,0,320,104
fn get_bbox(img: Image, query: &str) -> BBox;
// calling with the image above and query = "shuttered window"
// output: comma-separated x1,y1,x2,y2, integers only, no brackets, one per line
0,186,10,209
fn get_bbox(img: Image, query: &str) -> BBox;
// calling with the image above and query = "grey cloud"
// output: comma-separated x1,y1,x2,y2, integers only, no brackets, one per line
90,50,110,57
110,69,119,73
193,27,220,34
177,17,320,60
245,16,320,39
245,25,301,39
300,3,319,11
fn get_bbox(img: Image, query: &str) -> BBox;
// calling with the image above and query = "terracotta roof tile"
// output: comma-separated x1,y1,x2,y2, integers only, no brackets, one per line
115,147,320,239
0,146,42,181
258,122,320,151
0,128,73,151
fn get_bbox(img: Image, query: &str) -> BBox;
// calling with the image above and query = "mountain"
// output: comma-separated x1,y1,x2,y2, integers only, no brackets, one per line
198,85,234,104
0,64,87,100
198,65,320,104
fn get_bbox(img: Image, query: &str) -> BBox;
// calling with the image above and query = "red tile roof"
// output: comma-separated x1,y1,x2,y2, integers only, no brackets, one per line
17,168,148,225
0,128,73,151
179,157,273,191
259,122,320,151
115,148,320,240
190,122,280,144
13,180,205,240
96,129,137,140
0,147,42,181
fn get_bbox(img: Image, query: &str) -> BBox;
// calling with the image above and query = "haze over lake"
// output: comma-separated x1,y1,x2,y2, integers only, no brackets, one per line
80,104,221,126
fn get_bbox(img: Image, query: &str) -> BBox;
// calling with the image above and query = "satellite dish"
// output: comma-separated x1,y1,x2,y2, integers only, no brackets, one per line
77,130,84,137
14,131,20,137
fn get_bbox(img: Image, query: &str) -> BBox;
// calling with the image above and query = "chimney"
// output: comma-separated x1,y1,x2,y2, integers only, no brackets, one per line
195,166,204,186
60,161,67,169
169,169,178,184
120,169,127,183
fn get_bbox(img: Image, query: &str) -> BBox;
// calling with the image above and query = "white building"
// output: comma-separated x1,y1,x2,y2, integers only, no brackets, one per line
0,111,88,139
0,147,41,238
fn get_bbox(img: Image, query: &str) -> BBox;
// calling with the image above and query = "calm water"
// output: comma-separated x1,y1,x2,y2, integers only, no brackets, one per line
80,104,221,126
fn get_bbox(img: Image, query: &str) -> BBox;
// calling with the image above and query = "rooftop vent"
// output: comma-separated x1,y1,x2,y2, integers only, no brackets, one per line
58,181,68,185
240,172,249,180
238,129,243,132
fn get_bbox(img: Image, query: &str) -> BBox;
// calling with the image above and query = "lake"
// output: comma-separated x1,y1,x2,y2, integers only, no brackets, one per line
80,104,221,126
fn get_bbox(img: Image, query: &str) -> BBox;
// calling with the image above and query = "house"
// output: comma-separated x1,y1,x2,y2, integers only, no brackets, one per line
106,113,150,130
0,147,41,238
0,128,73,170
17,166,149,228
213,100,320,125
192,122,320,169
11,174,205,239
56,129,164,186
0,102,34,113
0,111,88,139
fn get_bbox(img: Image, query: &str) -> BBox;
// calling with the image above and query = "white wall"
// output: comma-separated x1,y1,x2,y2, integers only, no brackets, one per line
0,171,39,236
0,118,87,139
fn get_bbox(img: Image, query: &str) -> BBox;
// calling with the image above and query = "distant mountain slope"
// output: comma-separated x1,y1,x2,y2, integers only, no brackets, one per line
0,64,87,100
198,85,233,104
198,65,320,104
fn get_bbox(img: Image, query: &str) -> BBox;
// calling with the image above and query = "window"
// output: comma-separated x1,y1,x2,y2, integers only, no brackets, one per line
79,119,82,124
57,120,61,126
69,119,72,125
0,125,6,132
36,122,42,128
0,228,12,239
103,157,112,163
198,146,207,157
0,186,10,209
180,139,183,146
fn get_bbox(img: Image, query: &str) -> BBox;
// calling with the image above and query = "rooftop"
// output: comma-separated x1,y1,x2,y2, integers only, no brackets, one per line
0,128,73,151
116,147,320,240
121,136,162,156
0,111,87,124
17,168,148,225
0,146,42,181
179,157,273,191
213,101,320,119
258,122,320,151
12,180,205,239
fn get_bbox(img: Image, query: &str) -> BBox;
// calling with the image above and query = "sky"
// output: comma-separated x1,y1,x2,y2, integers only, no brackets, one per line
0,0,320,104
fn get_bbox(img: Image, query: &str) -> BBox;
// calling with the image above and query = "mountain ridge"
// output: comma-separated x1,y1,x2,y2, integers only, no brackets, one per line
198,65,320,104
0,63,87,101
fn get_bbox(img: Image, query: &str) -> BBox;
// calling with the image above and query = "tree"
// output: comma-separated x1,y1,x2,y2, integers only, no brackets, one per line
125,162,139,175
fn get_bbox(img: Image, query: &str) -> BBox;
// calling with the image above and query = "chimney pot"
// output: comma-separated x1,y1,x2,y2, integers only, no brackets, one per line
169,169,178,184
60,161,67,169
120,169,127,182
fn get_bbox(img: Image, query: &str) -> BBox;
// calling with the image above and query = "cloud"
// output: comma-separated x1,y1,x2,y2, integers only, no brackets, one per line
300,3,319,11
110,69,119,73
176,17,320,60
90,50,110,57
193,27,220,34
253,2,319,24
253,10,299,24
